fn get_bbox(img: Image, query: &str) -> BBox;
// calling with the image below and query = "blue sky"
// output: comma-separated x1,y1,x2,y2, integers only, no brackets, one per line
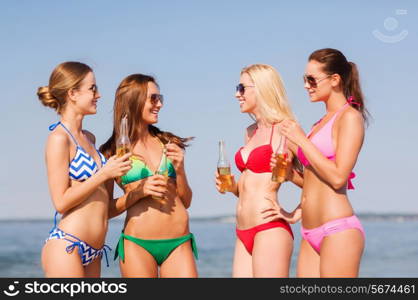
0,0,417,219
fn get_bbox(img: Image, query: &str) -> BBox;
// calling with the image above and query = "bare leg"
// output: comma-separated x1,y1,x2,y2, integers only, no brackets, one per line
320,229,364,277
296,239,320,278
232,238,253,277
119,238,158,278
160,240,198,278
85,257,101,278
41,240,84,277
252,228,293,277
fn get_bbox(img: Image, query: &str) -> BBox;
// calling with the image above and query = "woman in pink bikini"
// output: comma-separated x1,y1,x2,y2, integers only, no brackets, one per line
215,64,297,277
271,48,369,277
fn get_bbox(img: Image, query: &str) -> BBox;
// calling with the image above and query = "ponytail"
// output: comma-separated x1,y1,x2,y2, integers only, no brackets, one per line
309,48,371,125
346,62,371,125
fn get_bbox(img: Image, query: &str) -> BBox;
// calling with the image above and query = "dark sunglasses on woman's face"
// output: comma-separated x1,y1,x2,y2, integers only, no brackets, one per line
303,74,331,88
150,94,164,105
236,83,255,95
86,84,98,96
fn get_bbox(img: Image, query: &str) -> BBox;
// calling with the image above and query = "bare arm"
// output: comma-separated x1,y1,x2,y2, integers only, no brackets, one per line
215,171,239,197
281,111,364,190
164,143,193,208
46,132,132,214
107,179,148,219
107,173,172,218
288,169,304,188
174,167,193,208
261,200,302,224
285,132,304,188
269,138,304,189
46,133,107,214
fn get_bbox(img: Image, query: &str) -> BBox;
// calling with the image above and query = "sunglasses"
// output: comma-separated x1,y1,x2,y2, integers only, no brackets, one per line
75,84,98,96
236,83,255,95
303,74,331,88
89,84,98,96
149,94,164,105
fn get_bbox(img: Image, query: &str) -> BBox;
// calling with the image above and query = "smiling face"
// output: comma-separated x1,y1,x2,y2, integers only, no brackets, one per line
235,72,257,114
70,71,101,115
141,81,162,124
303,60,335,103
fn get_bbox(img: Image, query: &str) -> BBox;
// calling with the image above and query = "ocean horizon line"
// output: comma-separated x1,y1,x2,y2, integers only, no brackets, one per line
1,212,418,223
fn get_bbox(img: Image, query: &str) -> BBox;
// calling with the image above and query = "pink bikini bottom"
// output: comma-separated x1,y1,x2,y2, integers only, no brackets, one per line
301,215,365,254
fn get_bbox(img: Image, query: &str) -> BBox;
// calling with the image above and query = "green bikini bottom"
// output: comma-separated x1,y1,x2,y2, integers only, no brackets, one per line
114,232,199,266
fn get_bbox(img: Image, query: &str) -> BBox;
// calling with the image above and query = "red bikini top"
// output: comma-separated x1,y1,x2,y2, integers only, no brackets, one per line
234,125,275,173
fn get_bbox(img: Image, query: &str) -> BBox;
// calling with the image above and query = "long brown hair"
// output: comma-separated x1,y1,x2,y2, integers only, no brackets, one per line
100,74,192,157
309,48,370,125
37,62,92,114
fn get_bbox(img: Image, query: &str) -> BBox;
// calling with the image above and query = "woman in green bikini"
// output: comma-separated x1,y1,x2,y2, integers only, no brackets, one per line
100,74,198,277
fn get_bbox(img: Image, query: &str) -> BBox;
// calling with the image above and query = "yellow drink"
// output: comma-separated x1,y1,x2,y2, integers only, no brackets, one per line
152,148,169,204
271,153,288,183
218,166,233,192
152,171,168,204
116,145,130,157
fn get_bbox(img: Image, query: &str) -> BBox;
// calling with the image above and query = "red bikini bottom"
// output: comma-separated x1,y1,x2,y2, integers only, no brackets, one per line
236,220,294,254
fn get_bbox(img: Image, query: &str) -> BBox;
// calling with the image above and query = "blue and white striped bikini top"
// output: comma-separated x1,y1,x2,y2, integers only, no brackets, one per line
49,122,107,182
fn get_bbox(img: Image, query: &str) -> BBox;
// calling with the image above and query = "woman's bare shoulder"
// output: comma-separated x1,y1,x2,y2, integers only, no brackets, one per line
47,127,70,148
339,106,364,128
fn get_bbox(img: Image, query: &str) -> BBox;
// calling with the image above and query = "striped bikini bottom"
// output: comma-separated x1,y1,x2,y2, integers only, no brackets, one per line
45,227,111,267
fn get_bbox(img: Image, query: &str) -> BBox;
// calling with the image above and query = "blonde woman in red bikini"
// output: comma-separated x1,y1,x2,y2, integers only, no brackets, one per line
215,64,297,277
269,48,370,277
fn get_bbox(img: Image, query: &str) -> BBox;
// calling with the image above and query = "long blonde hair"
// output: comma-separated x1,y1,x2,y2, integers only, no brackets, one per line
241,64,295,123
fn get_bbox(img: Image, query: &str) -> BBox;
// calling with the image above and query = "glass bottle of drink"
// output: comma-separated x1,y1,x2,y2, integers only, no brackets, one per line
116,115,131,157
217,140,233,193
152,146,169,203
271,135,288,183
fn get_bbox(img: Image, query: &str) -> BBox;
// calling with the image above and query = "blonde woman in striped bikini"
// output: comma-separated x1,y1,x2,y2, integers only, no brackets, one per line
38,61,134,277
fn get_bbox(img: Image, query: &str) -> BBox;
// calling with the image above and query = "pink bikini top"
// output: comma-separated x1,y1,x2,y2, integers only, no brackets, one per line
297,102,356,189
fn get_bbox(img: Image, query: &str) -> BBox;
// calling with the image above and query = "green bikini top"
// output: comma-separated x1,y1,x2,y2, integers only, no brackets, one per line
121,143,176,186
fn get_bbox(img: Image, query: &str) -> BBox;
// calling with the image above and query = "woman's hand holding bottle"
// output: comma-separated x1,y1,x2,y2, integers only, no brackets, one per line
143,174,168,200
215,140,238,196
165,142,185,173
99,152,132,180
215,170,238,195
